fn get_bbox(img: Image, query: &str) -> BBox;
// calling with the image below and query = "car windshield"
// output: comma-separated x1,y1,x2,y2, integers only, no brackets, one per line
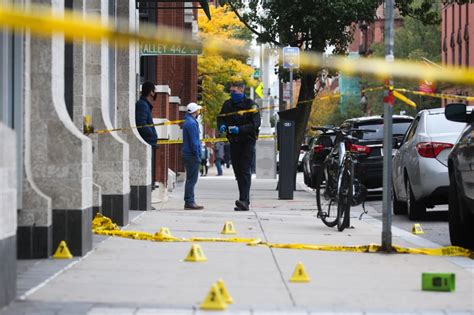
353,120,412,139
426,112,466,134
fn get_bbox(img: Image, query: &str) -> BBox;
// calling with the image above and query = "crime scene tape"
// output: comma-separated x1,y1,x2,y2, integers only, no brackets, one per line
395,88,474,102
4,4,474,86
157,134,275,145
92,214,474,258
87,119,184,136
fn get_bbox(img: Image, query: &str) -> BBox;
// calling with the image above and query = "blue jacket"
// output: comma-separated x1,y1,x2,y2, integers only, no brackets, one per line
135,96,158,146
182,113,201,159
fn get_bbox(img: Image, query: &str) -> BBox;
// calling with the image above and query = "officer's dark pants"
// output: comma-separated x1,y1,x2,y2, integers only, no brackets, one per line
230,140,255,203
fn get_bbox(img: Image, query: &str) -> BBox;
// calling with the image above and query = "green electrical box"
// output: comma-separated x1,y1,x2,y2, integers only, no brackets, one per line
422,273,455,292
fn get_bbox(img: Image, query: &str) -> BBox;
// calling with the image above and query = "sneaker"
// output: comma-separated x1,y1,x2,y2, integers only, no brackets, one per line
184,203,204,210
235,200,249,211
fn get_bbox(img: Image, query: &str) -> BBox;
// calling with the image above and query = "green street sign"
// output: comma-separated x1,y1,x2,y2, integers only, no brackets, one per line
422,273,455,292
140,42,203,56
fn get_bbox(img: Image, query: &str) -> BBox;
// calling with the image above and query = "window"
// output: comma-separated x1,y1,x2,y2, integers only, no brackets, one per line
403,116,420,143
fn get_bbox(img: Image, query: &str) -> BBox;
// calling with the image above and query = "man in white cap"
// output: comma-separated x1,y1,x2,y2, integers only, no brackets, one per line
182,102,204,210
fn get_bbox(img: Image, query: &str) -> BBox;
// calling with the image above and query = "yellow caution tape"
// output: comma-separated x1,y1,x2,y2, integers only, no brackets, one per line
249,241,474,258
393,90,417,108
4,4,474,86
157,135,275,145
88,119,184,136
395,88,474,102
92,214,473,258
217,106,272,118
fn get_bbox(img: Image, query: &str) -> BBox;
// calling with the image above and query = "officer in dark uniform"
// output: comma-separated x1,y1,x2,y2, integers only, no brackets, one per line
217,81,261,211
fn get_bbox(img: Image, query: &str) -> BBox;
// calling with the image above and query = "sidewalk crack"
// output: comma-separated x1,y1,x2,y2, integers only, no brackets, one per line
252,210,297,307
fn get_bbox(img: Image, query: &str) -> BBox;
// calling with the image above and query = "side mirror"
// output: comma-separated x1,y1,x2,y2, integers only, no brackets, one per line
300,144,310,151
445,103,469,123
393,137,401,149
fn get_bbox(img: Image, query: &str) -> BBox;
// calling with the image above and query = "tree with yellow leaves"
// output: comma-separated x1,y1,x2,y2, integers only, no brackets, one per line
198,6,257,129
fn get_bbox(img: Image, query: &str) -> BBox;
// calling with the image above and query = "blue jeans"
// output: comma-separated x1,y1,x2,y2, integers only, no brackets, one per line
183,155,200,205
215,158,223,175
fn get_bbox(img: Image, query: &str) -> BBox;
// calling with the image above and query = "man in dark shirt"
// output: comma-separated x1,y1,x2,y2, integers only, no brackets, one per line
136,82,159,190
217,81,261,211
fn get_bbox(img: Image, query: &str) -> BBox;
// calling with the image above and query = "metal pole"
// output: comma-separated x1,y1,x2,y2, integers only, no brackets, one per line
289,68,293,108
382,0,394,252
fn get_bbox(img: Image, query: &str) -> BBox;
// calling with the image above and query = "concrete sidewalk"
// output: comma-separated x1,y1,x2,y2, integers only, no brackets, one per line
2,173,473,314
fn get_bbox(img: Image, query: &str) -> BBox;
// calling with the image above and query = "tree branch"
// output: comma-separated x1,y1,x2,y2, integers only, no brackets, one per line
227,0,282,46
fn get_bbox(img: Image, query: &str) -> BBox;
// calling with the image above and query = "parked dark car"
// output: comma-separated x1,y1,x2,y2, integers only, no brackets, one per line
302,129,336,188
445,103,474,249
339,115,413,189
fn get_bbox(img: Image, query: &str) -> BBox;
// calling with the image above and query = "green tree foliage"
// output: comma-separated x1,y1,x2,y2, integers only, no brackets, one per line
198,6,256,129
363,12,442,117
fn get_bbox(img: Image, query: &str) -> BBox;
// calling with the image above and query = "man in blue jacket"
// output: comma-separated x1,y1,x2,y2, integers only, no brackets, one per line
136,82,159,190
182,102,204,210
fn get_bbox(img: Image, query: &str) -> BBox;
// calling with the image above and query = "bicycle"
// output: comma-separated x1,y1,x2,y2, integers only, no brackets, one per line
313,126,374,231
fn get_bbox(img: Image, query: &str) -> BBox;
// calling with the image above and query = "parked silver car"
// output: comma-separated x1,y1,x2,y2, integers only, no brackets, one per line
392,107,468,220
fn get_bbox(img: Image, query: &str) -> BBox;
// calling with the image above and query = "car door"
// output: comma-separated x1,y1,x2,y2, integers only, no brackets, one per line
456,123,474,200
393,115,420,200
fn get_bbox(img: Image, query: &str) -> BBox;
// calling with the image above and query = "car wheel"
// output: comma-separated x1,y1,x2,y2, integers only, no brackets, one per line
406,178,426,220
449,171,474,249
392,184,407,215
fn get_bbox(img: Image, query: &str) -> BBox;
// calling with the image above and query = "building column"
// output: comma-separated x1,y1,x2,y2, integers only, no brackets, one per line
20,0,94,257
117,0,152,211
17,30,53,259
86,0,130,226
0,124,17,307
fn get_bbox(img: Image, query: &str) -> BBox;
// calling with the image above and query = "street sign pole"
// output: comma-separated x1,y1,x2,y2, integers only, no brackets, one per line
382,0,395,252
289,68,293,108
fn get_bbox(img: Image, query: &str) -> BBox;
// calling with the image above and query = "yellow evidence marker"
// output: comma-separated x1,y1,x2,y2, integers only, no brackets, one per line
53,240,73,259
184,244,207,262
216,278,233,304
200,284,227,311
412,223,424,235
290,262,311,282
159,227,172,237
221,221,237,235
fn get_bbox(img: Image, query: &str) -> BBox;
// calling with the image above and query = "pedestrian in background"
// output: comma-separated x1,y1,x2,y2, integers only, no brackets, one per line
136,81,158,190
217,81,261,211
224,142,231,168
200,144,209,176
214,140,225,176
182,102,204,210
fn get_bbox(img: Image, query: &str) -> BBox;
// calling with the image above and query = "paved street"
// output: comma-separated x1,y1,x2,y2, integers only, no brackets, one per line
2,171,473,314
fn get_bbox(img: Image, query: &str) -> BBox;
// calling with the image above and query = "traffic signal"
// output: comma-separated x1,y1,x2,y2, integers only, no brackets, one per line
198,0,212,20
197,77,203,102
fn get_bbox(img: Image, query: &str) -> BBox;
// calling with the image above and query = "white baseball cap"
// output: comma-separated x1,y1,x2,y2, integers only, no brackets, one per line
187,102,202,114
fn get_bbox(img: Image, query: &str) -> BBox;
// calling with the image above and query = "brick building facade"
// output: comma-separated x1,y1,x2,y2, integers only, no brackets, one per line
441,3,474,105
140,2,199,198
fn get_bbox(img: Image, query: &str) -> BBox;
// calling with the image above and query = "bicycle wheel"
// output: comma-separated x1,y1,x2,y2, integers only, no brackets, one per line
337,168,352,232
316,177,338,227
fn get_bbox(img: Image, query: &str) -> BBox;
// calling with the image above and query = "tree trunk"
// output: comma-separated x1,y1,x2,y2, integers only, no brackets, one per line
292,71,316,173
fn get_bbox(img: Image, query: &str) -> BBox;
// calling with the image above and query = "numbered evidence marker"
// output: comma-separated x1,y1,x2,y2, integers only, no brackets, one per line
184,244,207,262
53,240,73,259
412,223,424,235
422,273,455,292
221,221,237,235
290,262,310,282
216,278,233,304
200,284,227,310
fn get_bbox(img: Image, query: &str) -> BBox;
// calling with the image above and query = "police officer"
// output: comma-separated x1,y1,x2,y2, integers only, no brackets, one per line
217,81,261,211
